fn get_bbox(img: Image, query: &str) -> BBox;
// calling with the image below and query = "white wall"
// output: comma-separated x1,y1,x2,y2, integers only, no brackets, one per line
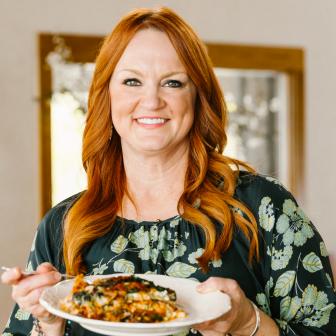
1,0,335,327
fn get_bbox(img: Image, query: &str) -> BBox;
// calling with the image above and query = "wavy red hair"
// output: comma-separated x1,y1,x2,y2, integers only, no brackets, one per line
63,6,259,275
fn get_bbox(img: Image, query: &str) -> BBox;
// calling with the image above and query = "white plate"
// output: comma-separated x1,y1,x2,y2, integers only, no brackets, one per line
40,273,231,336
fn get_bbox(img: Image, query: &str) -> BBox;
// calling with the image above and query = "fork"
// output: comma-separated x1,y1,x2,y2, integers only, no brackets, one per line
1,266,75,280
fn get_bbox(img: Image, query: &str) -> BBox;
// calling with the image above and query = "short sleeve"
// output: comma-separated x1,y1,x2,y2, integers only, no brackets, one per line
254,176,336,335
2,195,77,336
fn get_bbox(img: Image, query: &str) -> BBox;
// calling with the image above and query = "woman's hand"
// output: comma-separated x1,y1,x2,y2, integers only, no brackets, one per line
194,277,256,336
1,262,65,335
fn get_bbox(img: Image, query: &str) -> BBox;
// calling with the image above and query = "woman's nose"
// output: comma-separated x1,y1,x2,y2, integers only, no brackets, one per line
140,85,164,110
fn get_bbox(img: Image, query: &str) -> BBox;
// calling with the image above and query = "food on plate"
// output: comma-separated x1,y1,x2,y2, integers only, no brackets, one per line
59,274,187,322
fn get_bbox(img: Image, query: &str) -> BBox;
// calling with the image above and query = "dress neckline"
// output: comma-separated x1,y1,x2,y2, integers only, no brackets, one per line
115,214,181,226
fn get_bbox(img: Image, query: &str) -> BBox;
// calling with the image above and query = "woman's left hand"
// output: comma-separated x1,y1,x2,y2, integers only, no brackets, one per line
194,277,257,336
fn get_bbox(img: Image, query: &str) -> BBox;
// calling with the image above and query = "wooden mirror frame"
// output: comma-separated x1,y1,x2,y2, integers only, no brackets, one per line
39,33,304,216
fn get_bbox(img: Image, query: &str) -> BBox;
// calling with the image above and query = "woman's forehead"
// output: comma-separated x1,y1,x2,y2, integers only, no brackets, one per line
126,28,172,48
115,29,184,69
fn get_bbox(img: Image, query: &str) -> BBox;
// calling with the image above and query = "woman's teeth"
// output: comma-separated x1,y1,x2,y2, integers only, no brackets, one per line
137,118,166,125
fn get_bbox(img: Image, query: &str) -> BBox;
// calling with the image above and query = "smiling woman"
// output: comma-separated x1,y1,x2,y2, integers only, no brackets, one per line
2,6,336,336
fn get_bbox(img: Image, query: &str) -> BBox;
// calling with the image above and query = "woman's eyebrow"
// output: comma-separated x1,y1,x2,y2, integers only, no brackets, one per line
117,69,187,78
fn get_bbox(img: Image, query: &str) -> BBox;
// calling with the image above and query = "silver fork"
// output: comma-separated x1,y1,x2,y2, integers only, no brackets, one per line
1,266,75,280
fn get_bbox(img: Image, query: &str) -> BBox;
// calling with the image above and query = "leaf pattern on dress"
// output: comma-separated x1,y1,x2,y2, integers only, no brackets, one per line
274,271,296,297
271,246,293,271
325,273,333,287
188,248,204,264
265,176,284,186
169,218,180,227
211,258,223,268
129,226,149,249
162,243,187,263
276,199,314,246
150,248,159,264
258,197,275,231
279,296,301,321
149,225,159,242
93,263,108,275
275,318,288,331
293,285,336,328
268,192,336,331
256,293,271,315
166,262,197,278
265,277,274,298
320,241,329,257
111,235,128,254
14,309,30,321
157,226,168,250
138,246,149,260
113,259,135,274
128,224,188,264
302,252,323,273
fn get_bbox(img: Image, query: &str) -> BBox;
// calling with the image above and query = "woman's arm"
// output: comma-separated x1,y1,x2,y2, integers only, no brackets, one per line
256,176,336,335
194,277,280,336
30,318,65,336
257,309,280,336
1,265,66,336
195,175,336,335
2,199,71,335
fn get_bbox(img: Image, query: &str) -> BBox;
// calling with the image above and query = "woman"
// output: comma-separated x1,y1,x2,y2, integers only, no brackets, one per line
2,6,335,336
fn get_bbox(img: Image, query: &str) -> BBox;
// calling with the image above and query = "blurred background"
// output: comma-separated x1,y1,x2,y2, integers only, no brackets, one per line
1,0,335,326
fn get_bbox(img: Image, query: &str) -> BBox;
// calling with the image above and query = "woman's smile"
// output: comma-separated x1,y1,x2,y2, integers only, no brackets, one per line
135,117,170,128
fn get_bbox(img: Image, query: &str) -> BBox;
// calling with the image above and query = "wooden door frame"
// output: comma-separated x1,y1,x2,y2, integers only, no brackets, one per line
39,33,304,216
206,43,304,199
38,33,103,216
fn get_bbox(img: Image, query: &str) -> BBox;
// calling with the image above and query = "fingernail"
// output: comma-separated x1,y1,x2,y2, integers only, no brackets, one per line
197,285,214,293
54,272,62,281
196,284,205,292
0,273,7,282
11,268,21,279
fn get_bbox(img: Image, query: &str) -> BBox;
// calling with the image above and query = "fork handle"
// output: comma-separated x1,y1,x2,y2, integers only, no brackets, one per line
1,266,74,279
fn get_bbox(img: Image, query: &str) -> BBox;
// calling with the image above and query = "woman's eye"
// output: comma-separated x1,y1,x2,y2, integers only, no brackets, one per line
123,78,141,86
164,80,182,88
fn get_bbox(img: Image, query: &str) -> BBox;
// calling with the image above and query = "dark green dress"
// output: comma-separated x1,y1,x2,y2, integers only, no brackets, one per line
3,173,336,335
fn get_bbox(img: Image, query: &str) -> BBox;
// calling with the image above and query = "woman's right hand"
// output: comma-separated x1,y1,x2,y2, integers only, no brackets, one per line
1,262,65,334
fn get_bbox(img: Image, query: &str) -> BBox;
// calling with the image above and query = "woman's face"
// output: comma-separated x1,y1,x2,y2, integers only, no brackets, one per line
109,29,196,155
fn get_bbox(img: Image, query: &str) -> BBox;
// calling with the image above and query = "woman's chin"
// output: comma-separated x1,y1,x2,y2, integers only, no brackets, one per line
135,145,172,155
121,137,188,156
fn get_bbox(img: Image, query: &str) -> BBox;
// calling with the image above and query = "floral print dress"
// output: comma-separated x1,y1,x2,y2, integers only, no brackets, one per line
3,173,336,335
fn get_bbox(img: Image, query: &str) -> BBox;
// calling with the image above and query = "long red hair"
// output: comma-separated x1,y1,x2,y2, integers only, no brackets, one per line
63,6,259,275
